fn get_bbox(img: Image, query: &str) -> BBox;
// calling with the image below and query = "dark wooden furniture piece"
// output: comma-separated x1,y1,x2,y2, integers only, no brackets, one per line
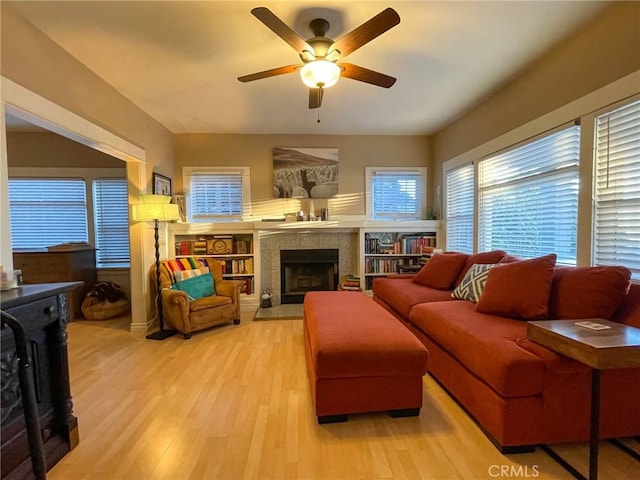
13,249,97,320
527,319,640,480
1,283,81,480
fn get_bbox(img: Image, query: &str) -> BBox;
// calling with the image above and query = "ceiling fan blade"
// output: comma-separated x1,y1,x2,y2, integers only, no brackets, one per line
309,88,323,109
329,8,400,58
251,7,313,54
238,65,300,83
339,63,396,88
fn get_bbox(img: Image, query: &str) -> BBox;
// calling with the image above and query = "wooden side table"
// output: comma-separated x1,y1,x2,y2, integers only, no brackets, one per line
527,319,640,480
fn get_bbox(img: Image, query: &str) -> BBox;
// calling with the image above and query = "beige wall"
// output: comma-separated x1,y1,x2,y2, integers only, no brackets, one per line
0,5,174,179
432,1,640,171
7,131,124,168
1,4,175,333
174,134,433,218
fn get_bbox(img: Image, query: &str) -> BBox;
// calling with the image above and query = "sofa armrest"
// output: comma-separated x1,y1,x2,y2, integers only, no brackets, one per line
161,289,190,332
216,279,243,318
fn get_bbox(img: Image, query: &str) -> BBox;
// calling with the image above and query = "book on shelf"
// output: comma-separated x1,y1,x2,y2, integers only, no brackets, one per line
339,275,362,291
340,285,362,291
364,233,436,254
228,276,253,295
217,258,254,275
175,236,253,256
420,247,443,264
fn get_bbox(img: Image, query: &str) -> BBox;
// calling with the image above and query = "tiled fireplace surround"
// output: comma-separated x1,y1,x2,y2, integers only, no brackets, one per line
259,231,359,305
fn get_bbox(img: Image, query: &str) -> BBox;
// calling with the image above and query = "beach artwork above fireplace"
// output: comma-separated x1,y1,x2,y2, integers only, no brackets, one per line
273,147,339,199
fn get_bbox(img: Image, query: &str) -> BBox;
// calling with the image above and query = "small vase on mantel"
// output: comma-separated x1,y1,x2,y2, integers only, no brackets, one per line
309,199,315,221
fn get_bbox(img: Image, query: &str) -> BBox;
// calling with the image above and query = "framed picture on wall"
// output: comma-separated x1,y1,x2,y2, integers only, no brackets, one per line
153,173,172,196
272,147,339,198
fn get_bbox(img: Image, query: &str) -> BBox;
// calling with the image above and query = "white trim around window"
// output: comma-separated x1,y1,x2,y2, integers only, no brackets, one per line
182,166,251,222
365,166,427,221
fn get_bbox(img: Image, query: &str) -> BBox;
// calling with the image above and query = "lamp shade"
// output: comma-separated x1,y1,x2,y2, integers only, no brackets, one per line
132,198,180,222
300,60,340,89
139,194,172,204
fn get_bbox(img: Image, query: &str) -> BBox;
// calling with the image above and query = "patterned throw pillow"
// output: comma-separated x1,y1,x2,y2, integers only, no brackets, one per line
174,267,210,283
451,263,500,302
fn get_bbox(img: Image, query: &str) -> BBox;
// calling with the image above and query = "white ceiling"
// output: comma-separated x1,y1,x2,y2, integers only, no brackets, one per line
6,1,607,136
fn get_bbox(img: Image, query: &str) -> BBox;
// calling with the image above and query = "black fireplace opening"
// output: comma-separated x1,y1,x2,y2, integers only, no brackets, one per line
280,249,339,304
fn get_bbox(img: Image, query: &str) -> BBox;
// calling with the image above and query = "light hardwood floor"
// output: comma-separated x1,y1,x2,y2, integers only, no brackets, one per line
48,312,638,480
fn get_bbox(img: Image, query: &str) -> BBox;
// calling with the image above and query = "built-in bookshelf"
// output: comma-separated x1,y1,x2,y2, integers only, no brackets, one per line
167,219,440,308
172,231,258,303
361,229,438,291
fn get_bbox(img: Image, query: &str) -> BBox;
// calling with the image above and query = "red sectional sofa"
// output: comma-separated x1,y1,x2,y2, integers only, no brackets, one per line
372,251,640,452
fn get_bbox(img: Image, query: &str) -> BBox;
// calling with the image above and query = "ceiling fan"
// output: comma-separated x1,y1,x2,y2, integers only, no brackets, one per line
238,7,400,109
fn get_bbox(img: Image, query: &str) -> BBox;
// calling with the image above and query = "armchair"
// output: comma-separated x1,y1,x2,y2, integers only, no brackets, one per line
153,257,243,339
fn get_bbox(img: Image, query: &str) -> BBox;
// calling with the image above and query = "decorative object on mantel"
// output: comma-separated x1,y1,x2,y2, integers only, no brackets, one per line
173,193,187,222
273,147,339,199
132,194,180,340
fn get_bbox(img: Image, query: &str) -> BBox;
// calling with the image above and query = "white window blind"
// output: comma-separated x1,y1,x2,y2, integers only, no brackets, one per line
593,99,640,279
371,169,425,220
446,163,474,253
93,179,130,267
8,178,89,250
188,171,244,221
479,125,580,264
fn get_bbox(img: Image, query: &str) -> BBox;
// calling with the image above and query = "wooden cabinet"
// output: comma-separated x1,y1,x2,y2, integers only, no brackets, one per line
1,283,80,479
13,250,97,320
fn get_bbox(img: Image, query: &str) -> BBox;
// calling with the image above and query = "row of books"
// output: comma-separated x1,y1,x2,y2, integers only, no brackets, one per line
339,274,361,291
420,246,444,263
227,276,254,295
217,258,254,275
365,258,416,274
174,238,252,256
364,235,436,254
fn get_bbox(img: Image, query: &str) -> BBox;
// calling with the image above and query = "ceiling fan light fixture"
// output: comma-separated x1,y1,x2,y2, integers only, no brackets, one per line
300,60,340,89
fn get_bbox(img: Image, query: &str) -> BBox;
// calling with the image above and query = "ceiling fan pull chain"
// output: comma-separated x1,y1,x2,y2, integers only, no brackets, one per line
317,87,322,123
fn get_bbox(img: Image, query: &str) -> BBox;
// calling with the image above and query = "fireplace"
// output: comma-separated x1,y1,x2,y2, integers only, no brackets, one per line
280,249,339,304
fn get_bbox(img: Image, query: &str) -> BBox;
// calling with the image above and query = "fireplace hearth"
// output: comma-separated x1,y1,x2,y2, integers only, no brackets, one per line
280,249,338,304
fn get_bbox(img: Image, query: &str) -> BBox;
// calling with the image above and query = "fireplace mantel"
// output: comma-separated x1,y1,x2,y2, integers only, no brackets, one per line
167,219,441,308
169,217,440,234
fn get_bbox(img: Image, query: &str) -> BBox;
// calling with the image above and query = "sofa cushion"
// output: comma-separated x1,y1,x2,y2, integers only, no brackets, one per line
454,250,507,286
452,263,500,302
373,277,456,318
413,252,469,290
171,273,216,300
409,301,545,397
549,266,631,320
476,254,557,320
304,291,428,379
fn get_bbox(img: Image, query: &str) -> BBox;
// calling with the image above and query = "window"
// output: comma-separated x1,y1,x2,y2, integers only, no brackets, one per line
593,99,640,279
8,178,89,250
366,167,427,220
478,124,580,264
93,179,130,267
446,163,474,253
183,167,251,222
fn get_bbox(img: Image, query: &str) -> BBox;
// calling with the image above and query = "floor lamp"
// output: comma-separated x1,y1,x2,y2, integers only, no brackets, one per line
132,194,180,340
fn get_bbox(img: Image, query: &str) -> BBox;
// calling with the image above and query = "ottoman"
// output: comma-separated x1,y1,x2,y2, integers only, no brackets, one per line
303,291,429,423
